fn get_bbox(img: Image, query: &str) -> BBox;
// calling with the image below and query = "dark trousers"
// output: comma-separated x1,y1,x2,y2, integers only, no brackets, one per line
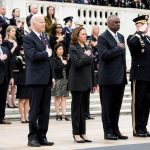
131,80,150,133
100,84,125,134
28,85,51,141
85,91,90,117
71,89,90,135
0,81,8,120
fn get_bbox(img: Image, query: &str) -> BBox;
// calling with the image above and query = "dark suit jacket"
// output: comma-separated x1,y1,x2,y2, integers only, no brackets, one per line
68,43,95,91
26,14,33,27
10,17,16,26
127,32,150,82
97,29,127,85
23,31,52,85
0,16,9,39
0,46,12,84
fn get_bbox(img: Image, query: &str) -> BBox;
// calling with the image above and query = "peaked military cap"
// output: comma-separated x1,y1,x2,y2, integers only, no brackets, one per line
133,15,149,24
63,16,73,23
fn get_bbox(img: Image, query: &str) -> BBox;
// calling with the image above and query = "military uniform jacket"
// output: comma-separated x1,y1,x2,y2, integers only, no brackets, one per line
97,30,127,85
127,32,150,82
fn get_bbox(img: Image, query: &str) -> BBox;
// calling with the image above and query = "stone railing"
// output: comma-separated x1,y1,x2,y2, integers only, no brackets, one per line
2,0,150,67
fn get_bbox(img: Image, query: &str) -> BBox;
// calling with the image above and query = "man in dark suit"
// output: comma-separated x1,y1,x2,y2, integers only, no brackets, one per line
127,15,150,137
23,14,54,147
0,5,10,40
0,33,13,124
26,4,38,29
97,15,128,140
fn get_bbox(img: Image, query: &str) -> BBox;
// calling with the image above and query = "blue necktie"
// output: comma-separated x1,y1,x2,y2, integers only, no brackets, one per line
114,34,120,43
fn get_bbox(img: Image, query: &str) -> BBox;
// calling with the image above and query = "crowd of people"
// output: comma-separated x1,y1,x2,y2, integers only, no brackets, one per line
40,0,150,9
0,2,150,148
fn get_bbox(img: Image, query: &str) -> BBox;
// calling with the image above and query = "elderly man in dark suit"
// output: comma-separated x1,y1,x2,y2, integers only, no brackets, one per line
23,14,54,147
98,15,128,140
0,33,13,124
0,5,10,40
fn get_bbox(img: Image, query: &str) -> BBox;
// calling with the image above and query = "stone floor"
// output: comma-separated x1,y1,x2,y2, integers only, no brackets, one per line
0,115,150,150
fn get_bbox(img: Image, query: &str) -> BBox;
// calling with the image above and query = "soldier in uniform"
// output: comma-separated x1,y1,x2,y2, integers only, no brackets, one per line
62,16,73,56
127,15,150,137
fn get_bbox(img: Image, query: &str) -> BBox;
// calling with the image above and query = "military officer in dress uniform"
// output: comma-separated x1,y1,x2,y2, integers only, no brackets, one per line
62,16,73,56
127,15,150,137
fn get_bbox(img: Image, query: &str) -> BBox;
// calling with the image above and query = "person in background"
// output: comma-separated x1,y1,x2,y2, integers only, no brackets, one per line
88,25,100,84
26,4,38,29
51,43,70,121
85,25,100,120
98,15,128,140
74,20,84,28
2,25,19,108
10,8,20,26
69,26,96,143
45,6,57,37
23,14,54,147
62,16,73,56
16,18,28,49
16,49,29,123
0,33,14,124
127,15,150,137
0,5,10,40
49,23,67,56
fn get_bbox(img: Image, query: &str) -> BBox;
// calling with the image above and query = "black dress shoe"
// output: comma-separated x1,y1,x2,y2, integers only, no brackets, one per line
115,133,128,140
133,131,147,137
86,116,95,120
39,138,54,146
28,140,41,147
104,133,118,140
143,130,150,137
0,119,11,124
146,131,150,137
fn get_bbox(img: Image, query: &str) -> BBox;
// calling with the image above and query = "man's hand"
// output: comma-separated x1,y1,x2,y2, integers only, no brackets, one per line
46,46,52,57
139,24,148,33
0,54,7,61
117,42,125,49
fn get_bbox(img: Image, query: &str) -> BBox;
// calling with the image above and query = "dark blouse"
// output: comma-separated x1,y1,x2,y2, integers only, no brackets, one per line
49,34,67,56
52,56,70,80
